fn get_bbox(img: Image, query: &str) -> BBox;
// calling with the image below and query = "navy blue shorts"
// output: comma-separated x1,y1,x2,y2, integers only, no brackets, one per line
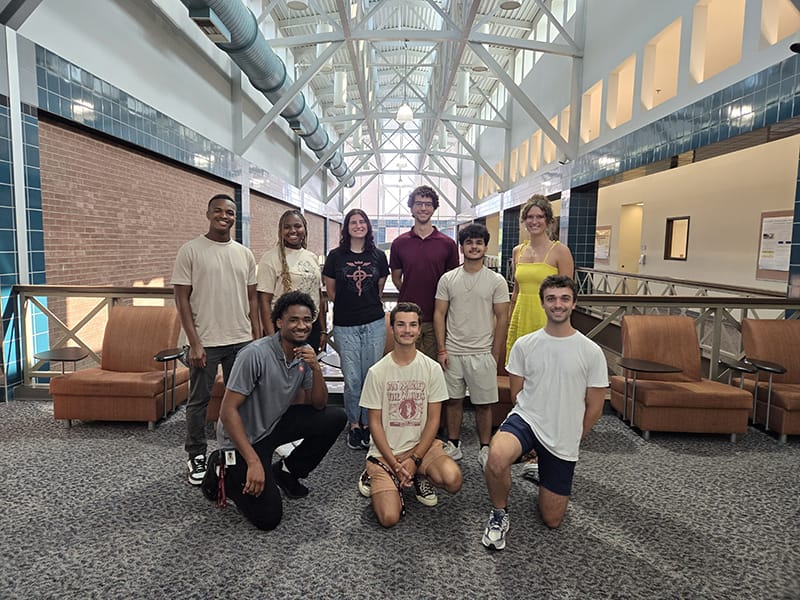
499,413,576,497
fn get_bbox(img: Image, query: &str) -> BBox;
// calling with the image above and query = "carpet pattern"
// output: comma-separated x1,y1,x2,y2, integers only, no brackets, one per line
1,400,798,599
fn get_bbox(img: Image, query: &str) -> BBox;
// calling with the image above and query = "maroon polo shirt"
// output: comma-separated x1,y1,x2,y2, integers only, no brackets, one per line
389,227,459,322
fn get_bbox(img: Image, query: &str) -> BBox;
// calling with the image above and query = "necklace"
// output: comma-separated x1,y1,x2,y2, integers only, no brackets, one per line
461,267,484,294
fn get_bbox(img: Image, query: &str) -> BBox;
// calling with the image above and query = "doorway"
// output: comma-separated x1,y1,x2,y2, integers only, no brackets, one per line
618,203,643,293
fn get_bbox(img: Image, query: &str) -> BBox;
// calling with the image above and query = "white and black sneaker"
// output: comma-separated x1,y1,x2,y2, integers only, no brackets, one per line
357,469,371,498
187,454,207,486
482,508,510,551
413,475,438,507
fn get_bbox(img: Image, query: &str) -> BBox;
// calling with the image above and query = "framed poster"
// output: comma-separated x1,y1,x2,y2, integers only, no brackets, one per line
756,210,792,282
595,226,611,265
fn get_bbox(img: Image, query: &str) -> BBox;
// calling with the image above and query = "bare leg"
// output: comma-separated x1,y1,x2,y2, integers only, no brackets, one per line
424,455,463,494
484,431,522,508
538,486,569,528
371,490,403,528
475,404,493,446
446,397,464,440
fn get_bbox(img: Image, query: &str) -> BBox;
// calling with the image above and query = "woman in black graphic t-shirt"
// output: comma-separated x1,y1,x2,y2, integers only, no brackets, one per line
323,209,389,451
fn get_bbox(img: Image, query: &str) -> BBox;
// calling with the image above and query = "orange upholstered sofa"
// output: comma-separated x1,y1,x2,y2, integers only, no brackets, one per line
609,315,751,440
50,305,189,430
740,318,800,443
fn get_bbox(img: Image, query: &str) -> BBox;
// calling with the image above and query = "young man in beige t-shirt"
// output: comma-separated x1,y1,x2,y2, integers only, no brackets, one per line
171,194,260,486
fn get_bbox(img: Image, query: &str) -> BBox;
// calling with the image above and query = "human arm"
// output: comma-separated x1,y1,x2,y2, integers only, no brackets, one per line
433,298,450,369
391,268,403,291
219,389,264,496
294,344,328,409
323,275,336,302
173,284,205,368
247,284,261,340
368,408,412,487
508,245,520,318
258,291,275,336
318,289,328,352
581,387,606,438
555,243,575,278
491,300,510,366
509,373,523,406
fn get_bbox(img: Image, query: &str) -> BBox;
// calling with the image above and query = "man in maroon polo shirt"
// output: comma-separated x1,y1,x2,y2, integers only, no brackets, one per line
390,185,459,360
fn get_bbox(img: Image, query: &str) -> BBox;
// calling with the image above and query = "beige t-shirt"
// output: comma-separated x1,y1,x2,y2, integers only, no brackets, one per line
170,235,257,347
435,266,509,354
257,246,321,313
359,351,448,457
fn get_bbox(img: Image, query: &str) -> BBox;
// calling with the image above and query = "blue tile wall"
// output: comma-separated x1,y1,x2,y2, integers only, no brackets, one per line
501,206,520,280
35,46,239,184
565,183,599,270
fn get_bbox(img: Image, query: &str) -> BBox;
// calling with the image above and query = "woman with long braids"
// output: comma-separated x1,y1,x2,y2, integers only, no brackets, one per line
323,209,389,450
257,209,327,353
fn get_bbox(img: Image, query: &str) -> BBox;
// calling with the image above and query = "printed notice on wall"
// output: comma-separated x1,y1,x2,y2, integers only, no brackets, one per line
757,215,791,272
594,226,611,264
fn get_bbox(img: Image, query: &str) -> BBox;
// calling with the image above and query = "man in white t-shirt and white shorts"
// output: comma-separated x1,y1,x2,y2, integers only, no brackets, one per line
481,275,608,550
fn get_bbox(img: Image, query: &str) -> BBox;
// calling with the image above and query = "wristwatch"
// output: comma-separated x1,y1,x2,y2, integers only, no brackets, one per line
411,454,422,467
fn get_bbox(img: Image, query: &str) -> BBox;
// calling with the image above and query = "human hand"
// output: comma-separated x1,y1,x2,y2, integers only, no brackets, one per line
188,344,206,369
244,459,265,496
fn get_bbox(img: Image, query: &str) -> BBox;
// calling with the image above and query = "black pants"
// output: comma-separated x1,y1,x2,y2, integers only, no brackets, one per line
224,404,346,531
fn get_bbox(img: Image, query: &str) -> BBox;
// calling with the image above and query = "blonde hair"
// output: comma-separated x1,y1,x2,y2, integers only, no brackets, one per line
277,209,308,293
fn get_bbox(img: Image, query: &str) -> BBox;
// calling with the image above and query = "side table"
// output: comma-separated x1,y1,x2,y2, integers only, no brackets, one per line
34,347,90,375
617,357,682,425
155,347,185,419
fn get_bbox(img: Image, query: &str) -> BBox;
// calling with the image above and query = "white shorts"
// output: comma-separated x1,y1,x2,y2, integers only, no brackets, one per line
443,353,498,405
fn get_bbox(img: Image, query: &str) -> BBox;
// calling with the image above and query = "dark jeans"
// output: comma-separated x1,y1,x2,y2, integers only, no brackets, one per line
185,342,250,457
224,404,346,531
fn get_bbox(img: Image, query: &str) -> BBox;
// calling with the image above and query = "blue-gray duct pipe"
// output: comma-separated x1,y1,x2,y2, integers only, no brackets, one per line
180,0,355,187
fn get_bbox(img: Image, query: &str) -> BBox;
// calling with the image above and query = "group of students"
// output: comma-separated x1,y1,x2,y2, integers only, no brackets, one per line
170,188,608,550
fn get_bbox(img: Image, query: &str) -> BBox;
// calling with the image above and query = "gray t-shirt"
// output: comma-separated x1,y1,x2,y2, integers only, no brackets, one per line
215,333,312,449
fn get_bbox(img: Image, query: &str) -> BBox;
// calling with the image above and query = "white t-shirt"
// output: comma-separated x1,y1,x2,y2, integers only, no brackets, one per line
359,351,448,457
170,235,257,347
257,246,321,314
506,329,608,461
435,266,509,354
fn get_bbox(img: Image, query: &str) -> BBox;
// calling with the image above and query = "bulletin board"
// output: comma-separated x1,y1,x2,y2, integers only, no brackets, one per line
755,210,792,282
594,226,611,265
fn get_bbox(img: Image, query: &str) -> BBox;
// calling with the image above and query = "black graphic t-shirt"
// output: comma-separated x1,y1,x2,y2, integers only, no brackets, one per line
323,247,389,326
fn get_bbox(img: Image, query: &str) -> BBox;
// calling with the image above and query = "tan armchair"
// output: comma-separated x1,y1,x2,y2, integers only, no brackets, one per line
609,315,751,441
740,319,800,443
50,305,189,430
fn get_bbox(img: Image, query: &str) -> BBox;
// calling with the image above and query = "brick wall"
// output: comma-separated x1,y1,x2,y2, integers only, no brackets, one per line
39,117,236,349
250,191,327,262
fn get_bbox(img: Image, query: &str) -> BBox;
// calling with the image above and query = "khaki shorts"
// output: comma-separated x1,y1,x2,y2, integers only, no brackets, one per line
366,441,448,496
415,322,437,360
442,353,499,405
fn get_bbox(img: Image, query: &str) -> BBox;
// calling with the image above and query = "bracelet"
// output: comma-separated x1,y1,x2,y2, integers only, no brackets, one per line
321,330,329,335
437,349,448,355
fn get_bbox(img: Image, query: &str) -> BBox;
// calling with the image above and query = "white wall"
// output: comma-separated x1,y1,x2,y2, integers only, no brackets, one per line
596,134,800,291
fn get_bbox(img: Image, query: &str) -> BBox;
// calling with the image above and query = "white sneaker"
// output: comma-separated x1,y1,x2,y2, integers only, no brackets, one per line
413,475,438,507
521,460,539,483
443,440,463,461
357,469,371,498
275,439,303,458
478,445,489,471
482,508,510,551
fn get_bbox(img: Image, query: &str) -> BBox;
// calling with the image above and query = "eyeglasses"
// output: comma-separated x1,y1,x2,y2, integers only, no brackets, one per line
413,201,434,209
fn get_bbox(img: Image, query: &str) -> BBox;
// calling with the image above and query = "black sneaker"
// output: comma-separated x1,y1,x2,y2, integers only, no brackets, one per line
271,460,309,498
347,428,363,450
187,453,207,486
359,426,371,449
201,450,223,502
357,469,371,497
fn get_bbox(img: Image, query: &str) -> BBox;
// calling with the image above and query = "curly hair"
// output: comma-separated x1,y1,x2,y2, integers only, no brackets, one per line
520,194,553,225
271,290,316,329
407,185,439,210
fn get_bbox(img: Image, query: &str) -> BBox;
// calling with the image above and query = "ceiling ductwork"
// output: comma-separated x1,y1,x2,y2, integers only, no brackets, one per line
180,0,355,187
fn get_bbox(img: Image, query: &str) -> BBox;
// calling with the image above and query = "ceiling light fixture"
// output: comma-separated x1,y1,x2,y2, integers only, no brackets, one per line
499,0,522,10
286,0,309,10
396,40,414,125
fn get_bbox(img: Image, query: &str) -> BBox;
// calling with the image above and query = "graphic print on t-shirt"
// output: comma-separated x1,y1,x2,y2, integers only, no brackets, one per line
387,379,425,427
345,260,374,296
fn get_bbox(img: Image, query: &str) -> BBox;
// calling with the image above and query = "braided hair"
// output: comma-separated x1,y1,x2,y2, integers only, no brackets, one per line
277,209,309,294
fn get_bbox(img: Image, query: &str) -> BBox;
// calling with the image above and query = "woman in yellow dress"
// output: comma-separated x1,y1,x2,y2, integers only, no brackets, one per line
506,195,574,482
506,195,574,357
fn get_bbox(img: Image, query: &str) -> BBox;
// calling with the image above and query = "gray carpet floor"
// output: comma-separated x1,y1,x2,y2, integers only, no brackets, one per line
1,399,798,600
